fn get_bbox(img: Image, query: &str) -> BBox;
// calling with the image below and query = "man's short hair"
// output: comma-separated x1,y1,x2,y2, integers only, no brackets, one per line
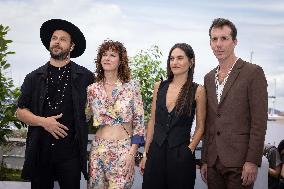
209,18,237,40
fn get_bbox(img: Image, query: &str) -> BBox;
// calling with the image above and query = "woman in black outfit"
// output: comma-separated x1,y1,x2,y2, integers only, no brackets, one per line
140,43,206,189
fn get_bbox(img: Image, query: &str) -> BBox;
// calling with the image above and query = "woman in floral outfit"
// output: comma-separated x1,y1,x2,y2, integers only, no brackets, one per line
86,40,145,189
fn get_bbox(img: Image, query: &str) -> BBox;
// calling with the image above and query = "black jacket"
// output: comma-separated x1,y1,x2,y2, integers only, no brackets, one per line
17,61,94,180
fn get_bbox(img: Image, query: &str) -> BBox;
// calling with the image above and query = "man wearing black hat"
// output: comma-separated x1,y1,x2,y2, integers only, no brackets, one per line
16,19,94,189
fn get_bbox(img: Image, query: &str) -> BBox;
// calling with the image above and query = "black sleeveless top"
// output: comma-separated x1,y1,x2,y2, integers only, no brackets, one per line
153,80,198,148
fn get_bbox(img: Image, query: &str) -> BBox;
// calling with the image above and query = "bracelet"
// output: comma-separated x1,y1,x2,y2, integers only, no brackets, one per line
128,152,135,157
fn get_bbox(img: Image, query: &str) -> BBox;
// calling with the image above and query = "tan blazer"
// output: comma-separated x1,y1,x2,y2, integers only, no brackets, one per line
201,58,268,167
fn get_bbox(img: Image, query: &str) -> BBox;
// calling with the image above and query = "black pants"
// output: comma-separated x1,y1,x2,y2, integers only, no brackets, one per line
279,178,284,189
31,157,81,189
142,141,196,189
269,176,280,189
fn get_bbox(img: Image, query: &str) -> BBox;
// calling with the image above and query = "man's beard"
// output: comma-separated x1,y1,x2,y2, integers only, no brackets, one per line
49,46,70,60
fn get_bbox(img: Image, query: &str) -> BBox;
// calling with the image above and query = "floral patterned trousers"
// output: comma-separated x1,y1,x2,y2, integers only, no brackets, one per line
88,136,134,189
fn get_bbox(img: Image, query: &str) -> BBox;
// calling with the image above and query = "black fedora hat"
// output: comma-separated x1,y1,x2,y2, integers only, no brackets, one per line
40,19,86,58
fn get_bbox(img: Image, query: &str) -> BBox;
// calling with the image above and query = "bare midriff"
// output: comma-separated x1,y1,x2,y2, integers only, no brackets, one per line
95,122,133,140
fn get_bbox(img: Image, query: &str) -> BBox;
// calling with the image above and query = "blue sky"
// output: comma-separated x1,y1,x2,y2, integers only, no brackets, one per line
1,0,284,110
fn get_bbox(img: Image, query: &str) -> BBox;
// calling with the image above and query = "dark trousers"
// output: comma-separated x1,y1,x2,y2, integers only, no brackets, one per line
142,141,196,189
268,176,280,189
279,178,284,189
207,157,253,189
31,157,81,189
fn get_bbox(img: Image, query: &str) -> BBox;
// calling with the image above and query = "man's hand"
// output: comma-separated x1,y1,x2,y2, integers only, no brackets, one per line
41,113,69,139
200,163,208,184
241,162,258,186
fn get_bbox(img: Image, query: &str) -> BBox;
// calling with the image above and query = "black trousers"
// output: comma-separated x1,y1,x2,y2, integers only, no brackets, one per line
31,157,81,189
142,141,196,189
278,178,284,189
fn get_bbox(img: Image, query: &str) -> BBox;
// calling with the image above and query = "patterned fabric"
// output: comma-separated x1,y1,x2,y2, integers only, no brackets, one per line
88,136,134,189
214,58,238,103
86,80,145,141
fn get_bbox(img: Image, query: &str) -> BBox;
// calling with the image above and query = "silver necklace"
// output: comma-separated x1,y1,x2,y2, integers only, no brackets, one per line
45,63,71,110
215,59,238,103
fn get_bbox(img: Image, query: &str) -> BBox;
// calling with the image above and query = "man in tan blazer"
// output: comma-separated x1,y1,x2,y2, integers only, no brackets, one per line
200,18,268,189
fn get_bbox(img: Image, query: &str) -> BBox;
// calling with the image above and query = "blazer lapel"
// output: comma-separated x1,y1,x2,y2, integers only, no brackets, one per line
207,68,218,107
209,68,218,108
219,59,244,105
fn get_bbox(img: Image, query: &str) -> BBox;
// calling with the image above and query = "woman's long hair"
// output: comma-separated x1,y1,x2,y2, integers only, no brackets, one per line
167,43,196,116
95,40,130,83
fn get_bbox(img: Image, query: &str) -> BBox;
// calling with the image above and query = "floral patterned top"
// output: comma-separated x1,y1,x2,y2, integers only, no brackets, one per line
86,80,145,145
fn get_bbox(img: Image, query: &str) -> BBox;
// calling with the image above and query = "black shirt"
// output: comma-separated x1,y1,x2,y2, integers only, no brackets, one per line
41,63,79,163
17,61,94,180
